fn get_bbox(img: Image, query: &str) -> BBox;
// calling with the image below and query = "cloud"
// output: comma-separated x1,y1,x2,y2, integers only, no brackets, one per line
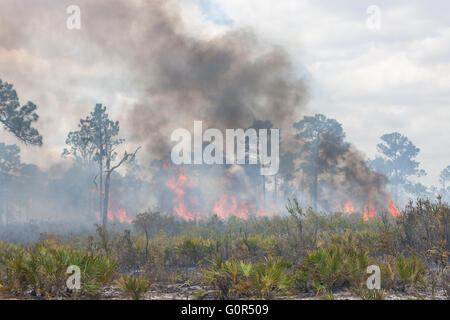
0,0,448,188
213,0,450,186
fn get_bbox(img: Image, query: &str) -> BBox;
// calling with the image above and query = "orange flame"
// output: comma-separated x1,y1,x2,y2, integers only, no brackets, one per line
363,209,369,221
118,208,133,224
164,166,283,221
93,189,132,224
213,194,249,220
343,200,355,215
166,167,200,221
336,200,355,215
95,207,132,224
369,200,376,219
387,195,402,217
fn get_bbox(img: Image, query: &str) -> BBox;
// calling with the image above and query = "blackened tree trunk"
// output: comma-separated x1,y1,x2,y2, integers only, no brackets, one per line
102,146,140,227
102,172,110,227
313,132,320,211
98,117,104,225
102,132,111,227
262,174,266,205
274,174,278,205
99,156,104,224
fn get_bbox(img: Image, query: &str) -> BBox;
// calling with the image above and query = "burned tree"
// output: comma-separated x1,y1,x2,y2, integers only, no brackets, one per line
440,166,450,202
244,120,274,205
64,104,139,227
294,114,349,210
102,147,140,227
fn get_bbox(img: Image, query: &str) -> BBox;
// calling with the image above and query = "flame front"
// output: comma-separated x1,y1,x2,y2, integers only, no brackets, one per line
343,200,355,215
388,195,402,217
369,200,375,219
336,195,401,222
363,209,369,221
213,194,249,220
166,167,200,221
93,189,132,224
161,167,404,223
95,206,132,224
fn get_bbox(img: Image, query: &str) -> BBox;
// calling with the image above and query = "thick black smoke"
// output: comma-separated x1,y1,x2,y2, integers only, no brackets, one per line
0,0,387,220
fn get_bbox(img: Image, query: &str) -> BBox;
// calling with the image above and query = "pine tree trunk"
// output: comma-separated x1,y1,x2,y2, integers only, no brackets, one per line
99,158,103,224
102,133,111,227
313,167,318,211
262,174,266,205
274,175,278,205
313,133,319,211
102,173,111,227
98,122,104,225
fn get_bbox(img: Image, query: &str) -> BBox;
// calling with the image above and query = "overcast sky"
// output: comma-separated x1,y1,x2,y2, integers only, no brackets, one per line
192,0,450,186
0,0,448,187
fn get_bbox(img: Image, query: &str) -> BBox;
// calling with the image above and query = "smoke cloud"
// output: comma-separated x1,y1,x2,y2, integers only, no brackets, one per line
0,0,388,223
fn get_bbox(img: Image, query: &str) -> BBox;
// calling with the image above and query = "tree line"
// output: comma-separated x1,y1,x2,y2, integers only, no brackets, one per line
1,78,449,227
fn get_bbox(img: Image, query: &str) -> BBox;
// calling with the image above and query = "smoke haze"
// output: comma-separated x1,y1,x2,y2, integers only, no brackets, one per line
0,0,391,229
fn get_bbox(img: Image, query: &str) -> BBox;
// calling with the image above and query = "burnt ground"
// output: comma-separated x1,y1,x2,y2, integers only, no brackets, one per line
0,282,447,300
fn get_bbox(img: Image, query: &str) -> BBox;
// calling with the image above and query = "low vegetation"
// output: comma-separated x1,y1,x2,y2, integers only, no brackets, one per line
0,198,447,299
0,241,116,298
116,274,153,300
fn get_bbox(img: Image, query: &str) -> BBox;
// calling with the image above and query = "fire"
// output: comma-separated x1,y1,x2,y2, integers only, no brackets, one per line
213,194,249,220
95,207,132,224
166,167,200,221
107,208,114,221
336,199,374,221
118,208,133,224
387,195,402,217
361,200,376,221
93,189,132,224
256,203,279,218
363,209,369,222
335,200,355,215
343,200,355,215
369,200,375,219
336,196,402,222
211,195,278,220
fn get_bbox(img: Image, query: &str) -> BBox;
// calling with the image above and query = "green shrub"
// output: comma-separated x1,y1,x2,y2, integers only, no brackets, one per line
358,289,386,300
0,241,117,298
250,257,291,298
294,244,370,294
203,257,291,299
116,274,153,300
395,255,427,291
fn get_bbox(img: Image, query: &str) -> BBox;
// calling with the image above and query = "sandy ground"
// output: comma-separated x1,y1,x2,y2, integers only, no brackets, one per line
0,283,447,300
